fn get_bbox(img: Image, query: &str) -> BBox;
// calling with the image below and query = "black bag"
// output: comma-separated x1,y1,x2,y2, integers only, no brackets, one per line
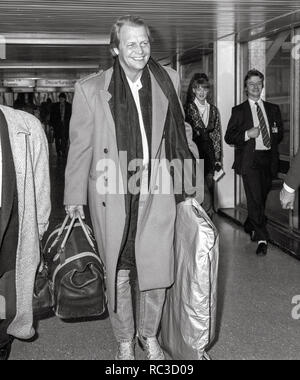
44,216,106,319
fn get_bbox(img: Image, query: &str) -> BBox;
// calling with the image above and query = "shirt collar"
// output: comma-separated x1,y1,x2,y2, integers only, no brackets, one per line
126,75,143,91
248,98,263,107
194,98,209,108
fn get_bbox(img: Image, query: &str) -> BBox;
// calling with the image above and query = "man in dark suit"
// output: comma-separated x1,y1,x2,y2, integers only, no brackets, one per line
50,93,72,158
225,69,283,256
280,149,300,209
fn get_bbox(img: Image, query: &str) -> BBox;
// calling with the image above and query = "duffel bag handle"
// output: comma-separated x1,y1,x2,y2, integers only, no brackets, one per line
60,216,77,251
60,215,97,253
77,216,97,252
46,215,71,255
57,214,71,238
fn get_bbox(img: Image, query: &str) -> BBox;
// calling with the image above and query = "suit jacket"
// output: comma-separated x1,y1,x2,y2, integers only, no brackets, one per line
225,100,283,177
50,102,72,139
285,149,300,190
64,67,203,310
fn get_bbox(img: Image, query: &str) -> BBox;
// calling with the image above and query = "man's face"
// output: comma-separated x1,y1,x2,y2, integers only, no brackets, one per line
59,97,66,104
246,76,264,100
116,24,151,80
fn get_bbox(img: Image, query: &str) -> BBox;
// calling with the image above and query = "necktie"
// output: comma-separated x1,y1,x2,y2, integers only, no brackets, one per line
255,102,271,149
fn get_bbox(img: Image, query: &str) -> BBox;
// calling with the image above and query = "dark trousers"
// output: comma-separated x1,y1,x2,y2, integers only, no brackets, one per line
55,136,69,157
242,151,273,242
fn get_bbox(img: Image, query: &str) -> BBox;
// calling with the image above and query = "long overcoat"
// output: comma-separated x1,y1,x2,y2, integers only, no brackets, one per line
0,105,51,340
64,67,202,309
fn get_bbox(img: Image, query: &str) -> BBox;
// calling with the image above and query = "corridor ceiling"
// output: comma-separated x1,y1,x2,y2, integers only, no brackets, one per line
0,0,300,70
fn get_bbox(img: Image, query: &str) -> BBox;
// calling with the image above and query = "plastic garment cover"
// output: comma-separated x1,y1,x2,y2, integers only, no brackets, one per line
160,198,219,360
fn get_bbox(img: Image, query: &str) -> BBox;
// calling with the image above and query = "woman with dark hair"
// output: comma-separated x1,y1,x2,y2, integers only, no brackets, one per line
185,73,223,216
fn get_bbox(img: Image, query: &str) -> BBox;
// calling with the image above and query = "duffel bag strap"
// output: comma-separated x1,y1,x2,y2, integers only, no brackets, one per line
76,217,105,268
59,215,101,262
60,216,77,251
77,216,97,252
57,214,72,237
59,216,95,252
57,216,77,264
46,215,70,255
58,216,105,267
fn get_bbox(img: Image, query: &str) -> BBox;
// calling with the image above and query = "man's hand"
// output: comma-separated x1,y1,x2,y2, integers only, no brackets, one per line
247,128,260,139
65,205,85,219
280,188,296,210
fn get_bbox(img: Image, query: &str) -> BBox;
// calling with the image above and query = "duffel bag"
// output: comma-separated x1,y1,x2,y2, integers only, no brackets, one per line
44,215,106,319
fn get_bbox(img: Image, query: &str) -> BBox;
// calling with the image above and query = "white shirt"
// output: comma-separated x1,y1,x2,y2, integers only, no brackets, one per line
126,76,149,168
246,98,271,151
194,98,210,127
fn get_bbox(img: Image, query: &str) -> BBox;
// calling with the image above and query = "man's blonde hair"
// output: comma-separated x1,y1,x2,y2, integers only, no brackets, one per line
109,15,152,57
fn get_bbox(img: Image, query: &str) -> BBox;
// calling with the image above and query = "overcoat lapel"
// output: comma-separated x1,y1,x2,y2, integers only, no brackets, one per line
99,68,114,136
98,68,128,193
150,71,169,159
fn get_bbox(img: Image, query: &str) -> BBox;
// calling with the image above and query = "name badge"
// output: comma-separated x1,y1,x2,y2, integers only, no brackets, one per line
272,122,278,134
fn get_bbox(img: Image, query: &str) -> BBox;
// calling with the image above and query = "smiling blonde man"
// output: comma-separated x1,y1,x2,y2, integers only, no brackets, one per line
64,15,201,360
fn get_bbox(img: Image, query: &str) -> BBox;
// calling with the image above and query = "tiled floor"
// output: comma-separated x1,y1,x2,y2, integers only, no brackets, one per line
209,217,300,360
8,150,300,360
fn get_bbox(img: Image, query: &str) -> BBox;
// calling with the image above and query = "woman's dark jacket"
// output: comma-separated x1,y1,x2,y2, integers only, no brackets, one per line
185,102,222,175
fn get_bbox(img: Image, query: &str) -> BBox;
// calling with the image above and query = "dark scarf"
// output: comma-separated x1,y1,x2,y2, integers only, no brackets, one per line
109,58,153,270
109,57,196,270
110,56,196,205
148,57,196,202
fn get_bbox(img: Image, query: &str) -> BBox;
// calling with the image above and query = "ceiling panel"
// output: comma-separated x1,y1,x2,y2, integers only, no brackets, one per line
0,0,299,70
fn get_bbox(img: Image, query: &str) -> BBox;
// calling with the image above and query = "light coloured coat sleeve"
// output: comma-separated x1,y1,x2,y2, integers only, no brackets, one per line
64,81,94,205
30,118,51,238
